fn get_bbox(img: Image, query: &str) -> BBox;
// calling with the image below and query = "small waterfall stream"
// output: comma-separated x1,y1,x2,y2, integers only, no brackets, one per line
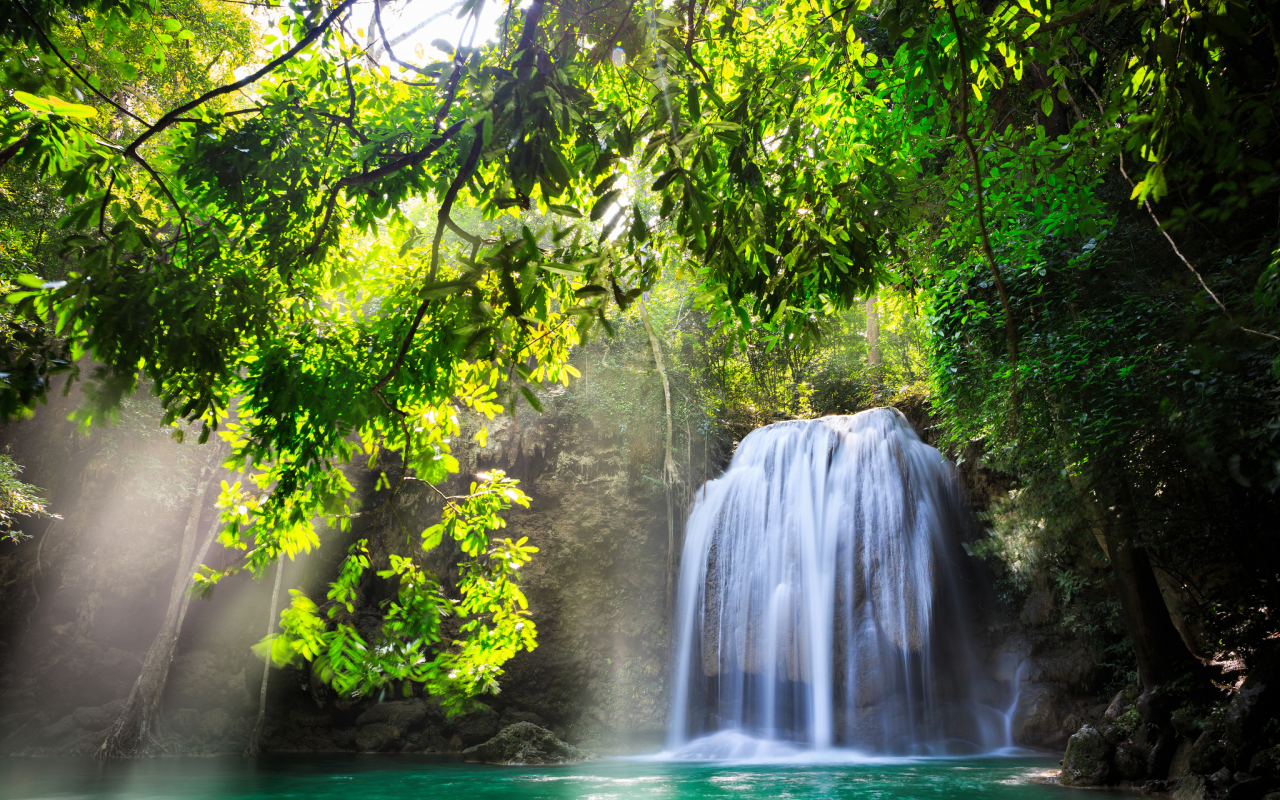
668,409,1010,756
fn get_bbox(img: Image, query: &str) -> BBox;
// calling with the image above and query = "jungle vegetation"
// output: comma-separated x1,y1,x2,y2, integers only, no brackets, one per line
1,0,1277,761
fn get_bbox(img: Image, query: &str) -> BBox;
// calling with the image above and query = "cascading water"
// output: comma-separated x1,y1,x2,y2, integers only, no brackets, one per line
668,409,1012,756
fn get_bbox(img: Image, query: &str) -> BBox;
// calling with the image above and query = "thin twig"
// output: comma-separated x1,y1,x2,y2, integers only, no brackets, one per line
1117,153,1279,341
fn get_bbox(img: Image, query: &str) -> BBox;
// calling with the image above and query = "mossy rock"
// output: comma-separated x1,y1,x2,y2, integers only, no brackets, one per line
1060,725,1115,787
462,722,595,765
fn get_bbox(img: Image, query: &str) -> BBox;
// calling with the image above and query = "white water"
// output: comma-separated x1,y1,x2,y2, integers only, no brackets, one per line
668,409,1011,756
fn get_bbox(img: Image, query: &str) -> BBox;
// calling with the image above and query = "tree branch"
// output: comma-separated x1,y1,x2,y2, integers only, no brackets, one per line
15,0,147,125
369,133,483,396
124,0,360,159
946,0,1021,426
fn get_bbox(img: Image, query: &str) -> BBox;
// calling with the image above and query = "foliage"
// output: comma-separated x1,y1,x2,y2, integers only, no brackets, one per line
4,0,1280,705
262,471,536,714
0,451,55,542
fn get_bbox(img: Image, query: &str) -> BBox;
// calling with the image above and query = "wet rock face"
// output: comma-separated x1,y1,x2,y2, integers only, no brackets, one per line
462,722,594,765
1060,725,1115,787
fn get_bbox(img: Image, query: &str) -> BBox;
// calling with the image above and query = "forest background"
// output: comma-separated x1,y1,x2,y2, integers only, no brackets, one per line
0,0,1277,772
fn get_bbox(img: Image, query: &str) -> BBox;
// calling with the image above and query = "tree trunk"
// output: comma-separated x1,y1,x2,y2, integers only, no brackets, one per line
1103,528,1204,691
97,463,217,759
640,298,678,613
866,294,881,368
246,557,284,755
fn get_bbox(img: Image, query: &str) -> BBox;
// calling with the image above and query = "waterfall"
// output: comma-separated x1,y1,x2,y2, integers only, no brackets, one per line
668,409,1006,755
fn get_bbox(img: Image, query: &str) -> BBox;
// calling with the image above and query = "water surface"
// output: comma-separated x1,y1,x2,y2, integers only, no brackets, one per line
0,754,1122,799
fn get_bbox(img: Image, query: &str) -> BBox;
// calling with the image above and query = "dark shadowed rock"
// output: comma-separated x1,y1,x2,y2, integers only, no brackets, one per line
1226,777,1280,800
1060,725,1114,787
1192,728,1228,774
355,723,400,752
1226,646,1280,749
452,705,500,746
1115,741,1149,781
355,699,432,732
463,722,594,765
1175,774,1209,800
1251,747,1280,777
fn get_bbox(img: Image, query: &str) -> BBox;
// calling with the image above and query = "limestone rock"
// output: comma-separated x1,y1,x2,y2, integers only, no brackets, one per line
1250,747,1280,777
168,650,244,712
1226,646,1280,748
1021,586,1055,626
463,722,594,765
1011,683,1074,748
355,723,401,752
1060,725,1115,787
1104,686,1137,722
71,699,124,731
1176,774,1209,800
1170,738,1195,778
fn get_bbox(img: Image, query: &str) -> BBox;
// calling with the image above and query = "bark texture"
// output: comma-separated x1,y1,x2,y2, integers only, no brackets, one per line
96,463,217,759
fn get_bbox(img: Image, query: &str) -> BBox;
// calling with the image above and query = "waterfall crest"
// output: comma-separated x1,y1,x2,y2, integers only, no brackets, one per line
668,409,1005,755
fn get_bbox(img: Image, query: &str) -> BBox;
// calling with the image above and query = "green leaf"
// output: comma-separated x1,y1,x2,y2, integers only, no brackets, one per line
590,190,621,221
12,91,97,119
518,386,543,412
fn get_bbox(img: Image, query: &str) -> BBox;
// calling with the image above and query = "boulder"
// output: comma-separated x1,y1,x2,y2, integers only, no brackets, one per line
1251,747,1280,777
200,708,232,739
452,704,500,746
355,723,401,752
36,714,78,745
1115,741,1150,781
1104,687,1137,722
1226,778,1280,800
1191,728,1228,774
1226,647,1280,748
1060,725,1115,787
463,722,594,765
355,699,432,732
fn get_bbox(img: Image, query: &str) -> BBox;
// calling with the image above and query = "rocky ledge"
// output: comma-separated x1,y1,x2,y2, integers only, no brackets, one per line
463,722,595,765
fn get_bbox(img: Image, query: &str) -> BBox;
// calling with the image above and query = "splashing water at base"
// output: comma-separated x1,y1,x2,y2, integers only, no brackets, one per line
669,409,1015,756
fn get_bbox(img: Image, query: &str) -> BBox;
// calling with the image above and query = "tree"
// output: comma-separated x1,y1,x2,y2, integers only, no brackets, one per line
3,0,1278,765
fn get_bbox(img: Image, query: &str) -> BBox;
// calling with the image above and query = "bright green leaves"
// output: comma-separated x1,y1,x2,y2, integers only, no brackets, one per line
12,91,97,120
267,472,535,713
